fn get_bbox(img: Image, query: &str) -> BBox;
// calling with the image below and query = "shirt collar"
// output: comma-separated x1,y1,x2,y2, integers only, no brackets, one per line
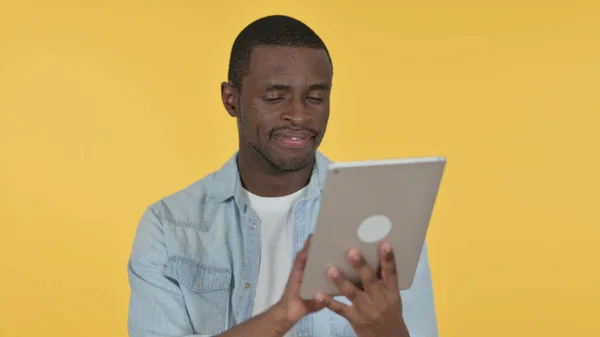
208,151,331,203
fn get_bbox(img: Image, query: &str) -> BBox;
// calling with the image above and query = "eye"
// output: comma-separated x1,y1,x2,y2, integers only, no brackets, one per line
307,96,323,103
264,97,283,103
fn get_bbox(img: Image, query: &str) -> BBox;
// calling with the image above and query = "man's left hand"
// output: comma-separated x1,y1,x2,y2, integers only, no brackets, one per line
316,242,410,337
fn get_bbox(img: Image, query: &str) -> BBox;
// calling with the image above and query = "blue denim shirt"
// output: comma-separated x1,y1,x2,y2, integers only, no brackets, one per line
127,151,439,337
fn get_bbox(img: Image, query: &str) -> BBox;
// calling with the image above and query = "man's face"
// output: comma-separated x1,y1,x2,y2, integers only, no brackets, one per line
230,46,332,172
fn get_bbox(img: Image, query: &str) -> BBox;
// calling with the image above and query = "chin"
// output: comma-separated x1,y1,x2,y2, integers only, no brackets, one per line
269,153,314,172
251,143,316,172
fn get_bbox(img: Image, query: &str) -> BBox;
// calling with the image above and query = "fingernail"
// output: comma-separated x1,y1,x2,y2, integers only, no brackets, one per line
382,242,392,253
348,249,360,261
328,267,339,278
315,293,325,302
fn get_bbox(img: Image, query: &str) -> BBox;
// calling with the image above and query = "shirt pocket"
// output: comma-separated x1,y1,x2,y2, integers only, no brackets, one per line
327,296,358,337
164,257,232,335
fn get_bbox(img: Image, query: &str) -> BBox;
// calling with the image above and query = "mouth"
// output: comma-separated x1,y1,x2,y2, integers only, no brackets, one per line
271,130,316,149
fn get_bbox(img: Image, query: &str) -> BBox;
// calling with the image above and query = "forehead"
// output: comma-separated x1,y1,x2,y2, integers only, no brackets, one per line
245,46,332,87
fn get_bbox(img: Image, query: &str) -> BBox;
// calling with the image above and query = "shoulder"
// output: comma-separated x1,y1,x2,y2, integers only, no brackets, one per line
144,169,222,231
142,153,238,228
315,150,332,167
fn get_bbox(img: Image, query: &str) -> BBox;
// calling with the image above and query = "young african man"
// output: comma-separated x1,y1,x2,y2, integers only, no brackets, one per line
127,14,439,337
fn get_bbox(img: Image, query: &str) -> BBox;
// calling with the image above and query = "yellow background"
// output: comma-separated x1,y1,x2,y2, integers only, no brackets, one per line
1,1,598,336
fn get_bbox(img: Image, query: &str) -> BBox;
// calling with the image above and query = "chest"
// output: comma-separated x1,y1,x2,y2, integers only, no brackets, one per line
161,198,357,336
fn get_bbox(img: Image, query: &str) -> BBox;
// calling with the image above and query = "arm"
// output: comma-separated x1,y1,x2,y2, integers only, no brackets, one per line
127,206,320,337
212,305,293,337
127,206,203,337
216,235,326,337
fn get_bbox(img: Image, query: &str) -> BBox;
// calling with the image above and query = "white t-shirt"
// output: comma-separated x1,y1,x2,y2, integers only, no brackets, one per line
246,187,305,335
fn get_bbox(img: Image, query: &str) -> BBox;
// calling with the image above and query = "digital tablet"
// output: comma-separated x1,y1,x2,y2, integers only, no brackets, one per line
299,156,446,300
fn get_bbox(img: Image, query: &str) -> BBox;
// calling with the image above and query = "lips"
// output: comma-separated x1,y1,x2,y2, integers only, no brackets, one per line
272,130,315,149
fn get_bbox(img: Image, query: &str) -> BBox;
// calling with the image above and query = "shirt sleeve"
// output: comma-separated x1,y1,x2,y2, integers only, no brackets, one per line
127,206,211,337
400,242,440,337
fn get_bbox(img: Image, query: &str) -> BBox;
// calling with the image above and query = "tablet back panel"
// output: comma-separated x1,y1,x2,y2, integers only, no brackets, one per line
299,157,446,300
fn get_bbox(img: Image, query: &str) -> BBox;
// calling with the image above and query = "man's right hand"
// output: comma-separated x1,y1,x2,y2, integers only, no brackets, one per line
270,235,326,333
214,235,324,337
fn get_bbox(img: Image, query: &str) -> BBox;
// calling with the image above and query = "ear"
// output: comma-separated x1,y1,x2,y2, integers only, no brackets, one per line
221,82,239,118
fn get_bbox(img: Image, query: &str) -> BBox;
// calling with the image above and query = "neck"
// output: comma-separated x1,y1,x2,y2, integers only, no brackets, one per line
237,151,314,198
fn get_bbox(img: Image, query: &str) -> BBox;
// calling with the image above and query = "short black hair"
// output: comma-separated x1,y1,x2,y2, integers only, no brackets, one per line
227,15,332,90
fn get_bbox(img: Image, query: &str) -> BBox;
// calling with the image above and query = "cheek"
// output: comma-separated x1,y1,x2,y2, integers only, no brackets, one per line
239,109,271,141
258,114,275,140
315,107,330,125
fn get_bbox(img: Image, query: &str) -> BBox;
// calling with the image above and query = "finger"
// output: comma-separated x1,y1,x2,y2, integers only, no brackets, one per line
304,298,327,313
347,248,385,300
380,242,399,292
315,293,359,322
303,234,313,250
286,235,313,292
294,234,313,271
327,266,370,307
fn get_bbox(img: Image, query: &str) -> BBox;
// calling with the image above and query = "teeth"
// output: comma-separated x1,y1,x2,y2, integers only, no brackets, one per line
291,137,300,140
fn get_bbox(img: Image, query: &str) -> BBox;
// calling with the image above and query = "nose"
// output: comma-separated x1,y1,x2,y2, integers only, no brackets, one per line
281,99,311,125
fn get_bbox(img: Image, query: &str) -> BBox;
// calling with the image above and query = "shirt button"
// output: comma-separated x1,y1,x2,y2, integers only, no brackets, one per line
251,223,257,229
244,282,251,289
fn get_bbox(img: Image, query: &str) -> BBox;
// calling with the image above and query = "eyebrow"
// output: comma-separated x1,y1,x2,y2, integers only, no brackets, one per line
261,83,330,91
